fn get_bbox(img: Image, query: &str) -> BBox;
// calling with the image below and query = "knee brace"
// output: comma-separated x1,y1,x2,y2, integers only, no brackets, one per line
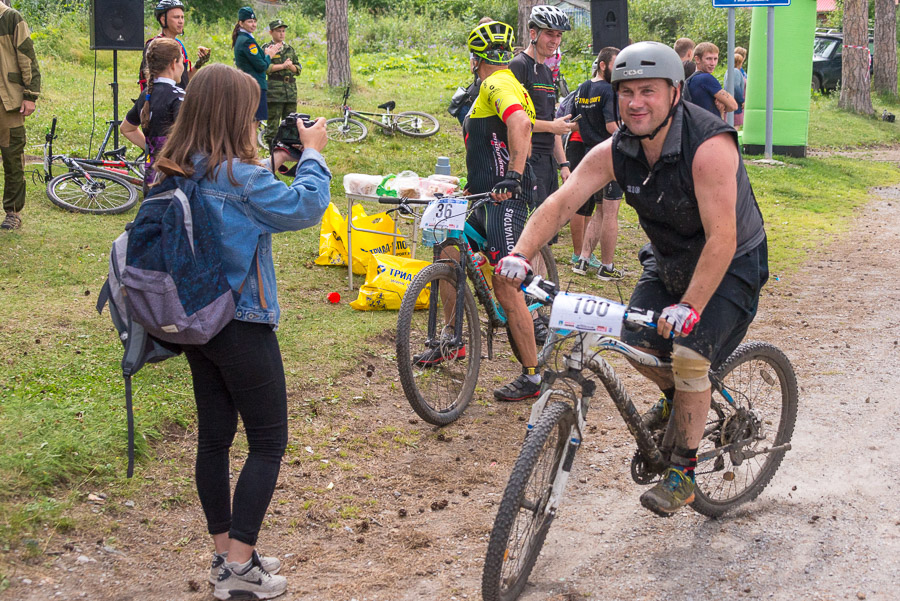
672,345,711,393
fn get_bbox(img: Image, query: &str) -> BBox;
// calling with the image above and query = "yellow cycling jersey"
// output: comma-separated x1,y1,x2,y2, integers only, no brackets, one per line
464,69,535,194
470,69,536,124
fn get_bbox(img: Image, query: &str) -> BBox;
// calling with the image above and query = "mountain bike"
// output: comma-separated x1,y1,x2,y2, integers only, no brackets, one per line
482,276,798,601
389,195,559,426
326,86,440,143
42,116,141,214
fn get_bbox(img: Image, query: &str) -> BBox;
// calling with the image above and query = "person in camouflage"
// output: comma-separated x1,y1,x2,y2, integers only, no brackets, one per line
262,19,300,147
0,3,40,231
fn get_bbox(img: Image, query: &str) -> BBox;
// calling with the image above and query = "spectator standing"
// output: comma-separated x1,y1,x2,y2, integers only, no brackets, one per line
154,63,331,601
262,19,300,147
232,6,280,123
140,0,210,92
509,5,575,212
688,42,737,119
735,46,748,78
121,38,185,186
568,47,624,281
0,2,40,231
675,37,696,79
727,51,747,128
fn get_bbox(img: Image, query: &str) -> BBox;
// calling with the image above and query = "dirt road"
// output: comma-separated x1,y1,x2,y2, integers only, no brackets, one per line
5,188,900,601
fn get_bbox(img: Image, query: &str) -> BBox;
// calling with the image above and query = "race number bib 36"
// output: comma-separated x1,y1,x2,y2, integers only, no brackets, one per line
419,197,467,232
549,293,627,337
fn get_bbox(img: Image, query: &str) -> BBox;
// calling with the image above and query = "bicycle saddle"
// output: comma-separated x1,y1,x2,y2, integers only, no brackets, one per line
103,146,127,159
377,100,396,112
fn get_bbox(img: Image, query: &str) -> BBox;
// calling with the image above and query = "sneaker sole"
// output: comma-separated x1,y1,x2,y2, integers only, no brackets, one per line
639,492,695,517
213,586,287,600
571,266,589,275
210,565,282,586
597,274,624,282
413,348,467,368
493,390,541,402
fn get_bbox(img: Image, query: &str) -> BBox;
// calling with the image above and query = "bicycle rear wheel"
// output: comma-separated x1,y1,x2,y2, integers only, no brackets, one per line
46,170,137,215
396,263,482,425
691,341,798,518
325,117,368,142
483,400,576,601
395,111,440,138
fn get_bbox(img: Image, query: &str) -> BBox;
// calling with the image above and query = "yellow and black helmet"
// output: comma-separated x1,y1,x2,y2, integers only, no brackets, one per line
467,21,515,65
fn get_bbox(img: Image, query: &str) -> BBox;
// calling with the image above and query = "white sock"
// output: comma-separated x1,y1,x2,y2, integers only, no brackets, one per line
526,373,541,384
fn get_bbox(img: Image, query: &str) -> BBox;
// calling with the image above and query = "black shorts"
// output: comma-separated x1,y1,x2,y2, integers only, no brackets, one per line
566,140,623,217
527,151,558,210
466,199,530,265
620,239,769,369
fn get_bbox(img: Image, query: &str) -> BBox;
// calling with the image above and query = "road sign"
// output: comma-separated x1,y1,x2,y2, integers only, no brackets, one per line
712,0,789,6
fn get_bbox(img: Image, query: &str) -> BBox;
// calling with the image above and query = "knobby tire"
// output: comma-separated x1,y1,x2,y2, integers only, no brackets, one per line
483,401,576,601
46,170,137,215
691,341,798,517
395,111,440,138
325,117,368,142
396,263,482,426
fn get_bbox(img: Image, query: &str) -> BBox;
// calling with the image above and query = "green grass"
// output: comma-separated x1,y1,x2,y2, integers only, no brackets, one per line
2,9,900,550
808,90,900,148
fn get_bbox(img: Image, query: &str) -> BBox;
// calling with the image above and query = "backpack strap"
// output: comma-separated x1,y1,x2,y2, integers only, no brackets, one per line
125,375,135,478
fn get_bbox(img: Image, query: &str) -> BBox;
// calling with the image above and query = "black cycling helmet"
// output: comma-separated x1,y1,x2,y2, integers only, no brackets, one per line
155,0,185,20
528,5,571,32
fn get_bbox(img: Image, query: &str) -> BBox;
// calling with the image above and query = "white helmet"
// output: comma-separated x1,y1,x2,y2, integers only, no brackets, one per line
528,5,571,32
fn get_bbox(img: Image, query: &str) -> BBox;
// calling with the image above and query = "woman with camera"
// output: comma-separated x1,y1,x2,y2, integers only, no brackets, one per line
154,63,330,601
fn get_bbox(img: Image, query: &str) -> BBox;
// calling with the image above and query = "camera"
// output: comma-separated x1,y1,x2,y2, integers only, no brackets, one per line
272,112,316,148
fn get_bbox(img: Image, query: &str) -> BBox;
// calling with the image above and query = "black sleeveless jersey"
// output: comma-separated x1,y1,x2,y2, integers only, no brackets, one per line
611,102,766,295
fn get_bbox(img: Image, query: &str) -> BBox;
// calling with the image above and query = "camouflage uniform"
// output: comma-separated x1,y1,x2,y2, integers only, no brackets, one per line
0,4,40,225
262,24,300,146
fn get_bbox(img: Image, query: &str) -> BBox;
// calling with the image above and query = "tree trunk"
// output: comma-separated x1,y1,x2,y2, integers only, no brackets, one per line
517,0,540,49
874,0,897,96
326,0,351,88
838,0,873,115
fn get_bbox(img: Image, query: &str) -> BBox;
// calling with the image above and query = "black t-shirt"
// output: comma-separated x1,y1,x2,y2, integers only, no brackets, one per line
571,79,617,149
125,78,184,154
509,52,556,153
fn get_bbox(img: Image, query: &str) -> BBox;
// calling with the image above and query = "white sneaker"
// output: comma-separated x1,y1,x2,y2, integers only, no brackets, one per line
213,550,287,600
209,550,282,585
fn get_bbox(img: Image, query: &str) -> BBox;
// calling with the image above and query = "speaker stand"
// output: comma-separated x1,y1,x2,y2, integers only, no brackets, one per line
109,50,120,150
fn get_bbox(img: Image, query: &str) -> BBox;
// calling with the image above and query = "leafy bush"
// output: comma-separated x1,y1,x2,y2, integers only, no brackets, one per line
628,0,752,51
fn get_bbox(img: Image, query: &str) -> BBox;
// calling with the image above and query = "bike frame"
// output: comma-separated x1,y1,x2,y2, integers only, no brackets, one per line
44,117,145,186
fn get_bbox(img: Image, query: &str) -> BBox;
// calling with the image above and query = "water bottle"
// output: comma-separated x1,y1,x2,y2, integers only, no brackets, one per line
472,252,493,290
434,156,451,176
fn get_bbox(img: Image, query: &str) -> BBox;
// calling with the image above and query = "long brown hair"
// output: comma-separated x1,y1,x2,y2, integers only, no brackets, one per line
141,38,183,130
155,64,259,185
231,22,243,48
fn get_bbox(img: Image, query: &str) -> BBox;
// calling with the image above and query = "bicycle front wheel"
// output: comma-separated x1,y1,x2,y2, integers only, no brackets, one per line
691,341,798,517
395,111,440,138
396,263,482,426
483,400,576,601
46,170,137,215
325,117,368,142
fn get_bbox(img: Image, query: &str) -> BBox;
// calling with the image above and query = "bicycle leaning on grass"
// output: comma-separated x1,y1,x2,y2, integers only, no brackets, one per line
385,194,559,426
325,86,440,143
41,116,143,214
481,275,798,601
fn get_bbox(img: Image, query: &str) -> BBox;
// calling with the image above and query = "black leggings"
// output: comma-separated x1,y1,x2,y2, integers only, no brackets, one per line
182,319,288,547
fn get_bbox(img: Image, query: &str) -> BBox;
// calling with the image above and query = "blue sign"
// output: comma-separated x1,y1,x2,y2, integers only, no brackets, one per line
712,0,790,6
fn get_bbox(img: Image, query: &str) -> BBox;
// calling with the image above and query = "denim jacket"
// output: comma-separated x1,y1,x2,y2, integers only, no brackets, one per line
193,150,331,328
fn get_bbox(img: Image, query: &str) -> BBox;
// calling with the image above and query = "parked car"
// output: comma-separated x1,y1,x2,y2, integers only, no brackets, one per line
812,28,874,93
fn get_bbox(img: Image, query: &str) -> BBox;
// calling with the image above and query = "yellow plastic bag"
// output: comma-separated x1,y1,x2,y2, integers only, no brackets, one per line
349,210,411,275
314,203,349,266
350,254,431,311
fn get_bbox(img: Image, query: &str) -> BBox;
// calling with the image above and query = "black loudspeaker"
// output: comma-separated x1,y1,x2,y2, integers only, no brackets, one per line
590,0,629,52
90,0,145,51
